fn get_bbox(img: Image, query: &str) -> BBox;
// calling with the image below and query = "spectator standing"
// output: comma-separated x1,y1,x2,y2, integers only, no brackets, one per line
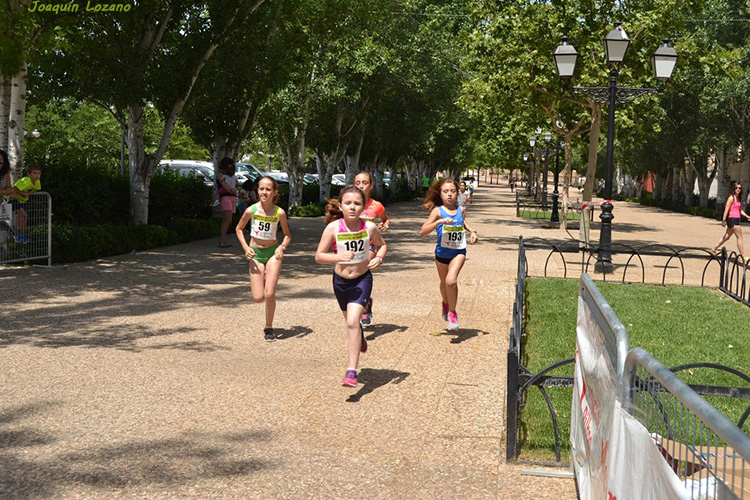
217,157,239,248
10,163,41,244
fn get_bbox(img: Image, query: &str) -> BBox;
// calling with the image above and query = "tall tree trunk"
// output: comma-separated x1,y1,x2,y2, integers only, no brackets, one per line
0,75,11,153
7,64,28,178
716,147,729,215
684,158,696,207
741,140,750,206
127,104,154,225
582,102,602,201
671,166,681,205
287,124,307,207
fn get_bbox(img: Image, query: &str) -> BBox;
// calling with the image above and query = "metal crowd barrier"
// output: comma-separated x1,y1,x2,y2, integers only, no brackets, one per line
0,192,52,267
623,347,750,499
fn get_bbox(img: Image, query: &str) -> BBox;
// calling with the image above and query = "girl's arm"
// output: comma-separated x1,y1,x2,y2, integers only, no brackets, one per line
378,209,390,232
420,208,451,236
274,209,292,259
367,223,387,270
235,207,256,259
315,223,354,264
461,206,479,244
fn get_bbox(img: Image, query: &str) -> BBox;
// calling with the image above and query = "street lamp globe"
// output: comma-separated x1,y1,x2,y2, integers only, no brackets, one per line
604,22,630,65
553,36,578,78
529,135,536,148
652,39,678,81
544,130,552,143
523,152,529,162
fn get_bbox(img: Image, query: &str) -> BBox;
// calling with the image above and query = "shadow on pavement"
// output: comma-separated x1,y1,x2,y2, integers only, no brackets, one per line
445,328,491,344
275,325,314,339
346,368,410,403
364,322,408,341
0,402,274,499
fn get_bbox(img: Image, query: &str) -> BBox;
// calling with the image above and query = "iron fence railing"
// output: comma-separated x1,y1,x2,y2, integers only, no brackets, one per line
623,347,750,499
507,238,750,469
0,192,52,267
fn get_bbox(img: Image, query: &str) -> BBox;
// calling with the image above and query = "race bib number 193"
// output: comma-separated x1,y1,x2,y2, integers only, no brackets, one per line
440,225,466,250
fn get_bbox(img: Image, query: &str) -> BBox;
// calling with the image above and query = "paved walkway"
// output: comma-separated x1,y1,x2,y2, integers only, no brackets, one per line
0,184,728,499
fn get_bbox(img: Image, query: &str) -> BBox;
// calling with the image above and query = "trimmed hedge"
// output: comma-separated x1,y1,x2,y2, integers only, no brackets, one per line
52,218,221,264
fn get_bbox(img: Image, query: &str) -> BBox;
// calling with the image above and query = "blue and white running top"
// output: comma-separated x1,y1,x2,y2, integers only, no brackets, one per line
435,205,467,260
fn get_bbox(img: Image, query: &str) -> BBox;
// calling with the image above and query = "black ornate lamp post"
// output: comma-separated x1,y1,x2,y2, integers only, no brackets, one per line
527,134,537,195
542,130,552,210
551,141,563,223
553,25,678,273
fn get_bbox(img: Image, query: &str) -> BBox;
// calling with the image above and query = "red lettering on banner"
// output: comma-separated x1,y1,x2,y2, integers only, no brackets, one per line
582,406,593,446
607,492,617,500
580,376,587,402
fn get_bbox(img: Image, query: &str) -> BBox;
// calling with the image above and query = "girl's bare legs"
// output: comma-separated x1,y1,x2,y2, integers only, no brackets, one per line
342,303,365,370
263,255,283,327
435,254,466,312
712,229,733,253
249,260,266,303
220,209,233,245
733,226,745,256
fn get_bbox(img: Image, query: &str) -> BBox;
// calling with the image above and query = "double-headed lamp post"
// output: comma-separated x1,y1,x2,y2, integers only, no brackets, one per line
553,24,678,272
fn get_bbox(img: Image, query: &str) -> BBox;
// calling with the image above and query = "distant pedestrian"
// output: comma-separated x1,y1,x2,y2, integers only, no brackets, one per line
354,171,391,326
712,182,750,257
421,174,430,195
217,157,239,248
315,185,387,387
457,181,471,209
419,179,478,331
236,176,292,342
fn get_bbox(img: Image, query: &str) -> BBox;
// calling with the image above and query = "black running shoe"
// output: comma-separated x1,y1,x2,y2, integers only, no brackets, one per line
264,328,276,342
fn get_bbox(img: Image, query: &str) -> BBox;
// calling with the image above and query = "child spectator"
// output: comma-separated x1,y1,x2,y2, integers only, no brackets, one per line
10,163,42,244
217,157,239,248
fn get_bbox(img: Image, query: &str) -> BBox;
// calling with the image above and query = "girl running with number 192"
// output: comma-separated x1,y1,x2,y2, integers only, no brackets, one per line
315,185,387,388
420,178,478,331
236,176,292,342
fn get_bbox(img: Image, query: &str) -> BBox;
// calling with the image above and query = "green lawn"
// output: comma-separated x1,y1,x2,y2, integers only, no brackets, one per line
519,277,750,461
517,209,581,221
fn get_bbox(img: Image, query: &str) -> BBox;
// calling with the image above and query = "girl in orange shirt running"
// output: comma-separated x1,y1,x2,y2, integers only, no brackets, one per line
354,171,390,325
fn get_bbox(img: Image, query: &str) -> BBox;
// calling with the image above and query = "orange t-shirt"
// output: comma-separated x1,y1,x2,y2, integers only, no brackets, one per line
360,198,385,223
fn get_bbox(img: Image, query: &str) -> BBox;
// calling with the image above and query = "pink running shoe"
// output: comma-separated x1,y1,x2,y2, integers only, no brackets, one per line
447,311,459,331
441,302,449,321
342,369,358,387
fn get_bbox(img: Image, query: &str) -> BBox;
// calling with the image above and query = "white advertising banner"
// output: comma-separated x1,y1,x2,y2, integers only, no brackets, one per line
572,295,690,500
571,295,617,500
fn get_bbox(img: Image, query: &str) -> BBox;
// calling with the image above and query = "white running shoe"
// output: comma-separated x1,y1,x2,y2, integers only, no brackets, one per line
447,311,459,331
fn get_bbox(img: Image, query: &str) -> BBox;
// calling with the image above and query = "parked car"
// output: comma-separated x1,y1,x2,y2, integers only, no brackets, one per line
235,163,265,183
265,170,289,184
158,160,216,188
331,174,346,186
304,173,319,185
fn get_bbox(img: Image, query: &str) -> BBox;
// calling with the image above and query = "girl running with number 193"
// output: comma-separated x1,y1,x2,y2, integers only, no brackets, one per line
420,178,478,331
315,186,387,388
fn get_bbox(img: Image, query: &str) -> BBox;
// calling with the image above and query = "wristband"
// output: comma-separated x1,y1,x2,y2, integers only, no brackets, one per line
280,245,287,250
375,255,383,263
